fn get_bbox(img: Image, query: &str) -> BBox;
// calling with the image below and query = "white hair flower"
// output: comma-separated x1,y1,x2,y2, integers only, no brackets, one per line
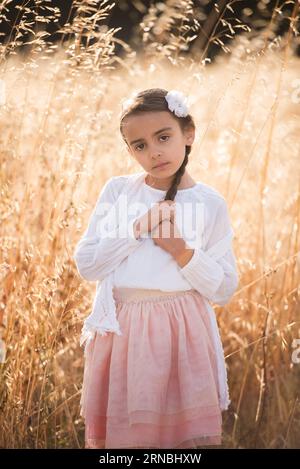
165,89,189,117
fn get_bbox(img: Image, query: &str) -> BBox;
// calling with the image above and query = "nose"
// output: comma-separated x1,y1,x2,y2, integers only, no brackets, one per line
151,153,162,168
150,147,162,160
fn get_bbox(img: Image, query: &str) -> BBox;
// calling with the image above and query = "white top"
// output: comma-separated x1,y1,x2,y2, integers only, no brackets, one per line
115,178,238,303
73,171,239,411
74,172,238,304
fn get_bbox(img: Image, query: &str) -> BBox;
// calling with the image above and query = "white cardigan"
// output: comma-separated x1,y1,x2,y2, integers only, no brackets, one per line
73,171,239,411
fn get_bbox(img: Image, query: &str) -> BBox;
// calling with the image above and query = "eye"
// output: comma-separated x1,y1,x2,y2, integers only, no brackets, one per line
160,135,170,142
134,135,170,151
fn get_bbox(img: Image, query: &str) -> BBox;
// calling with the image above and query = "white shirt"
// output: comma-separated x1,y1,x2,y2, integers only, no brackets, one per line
74,173,239,305
73,171,239,411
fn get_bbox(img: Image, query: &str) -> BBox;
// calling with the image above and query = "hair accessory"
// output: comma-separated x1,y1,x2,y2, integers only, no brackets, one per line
120,89,190,118
165,90,189,117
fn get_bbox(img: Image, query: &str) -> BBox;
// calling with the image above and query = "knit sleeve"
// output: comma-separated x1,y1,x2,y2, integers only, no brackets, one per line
179,197,239,306
73,176,143,282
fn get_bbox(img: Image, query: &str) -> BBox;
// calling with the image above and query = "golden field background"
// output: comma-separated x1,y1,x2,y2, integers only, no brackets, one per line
0,0,299,448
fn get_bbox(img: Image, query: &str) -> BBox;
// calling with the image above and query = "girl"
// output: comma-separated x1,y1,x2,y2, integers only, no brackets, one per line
73,88,239,449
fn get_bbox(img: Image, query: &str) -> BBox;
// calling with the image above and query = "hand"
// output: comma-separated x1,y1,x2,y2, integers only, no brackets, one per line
151,218,195,267
133,200,176,238
151,217,183,255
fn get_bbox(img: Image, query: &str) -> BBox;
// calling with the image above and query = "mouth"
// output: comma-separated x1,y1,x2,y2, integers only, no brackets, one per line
153,162,170,169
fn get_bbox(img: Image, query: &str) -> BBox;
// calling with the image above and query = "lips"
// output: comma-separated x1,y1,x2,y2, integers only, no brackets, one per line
153,162,169,169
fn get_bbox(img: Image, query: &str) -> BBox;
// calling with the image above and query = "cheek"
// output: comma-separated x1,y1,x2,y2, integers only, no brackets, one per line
171,135,184,147
136,155,149,168
169,138,184,155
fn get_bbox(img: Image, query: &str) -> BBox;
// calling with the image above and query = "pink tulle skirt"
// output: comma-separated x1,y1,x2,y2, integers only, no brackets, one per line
80,287,222,449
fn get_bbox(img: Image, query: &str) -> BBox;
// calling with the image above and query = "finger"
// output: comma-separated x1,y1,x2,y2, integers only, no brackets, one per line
160,219,169,237
158,200,175,206
170,210,175,224
156,203,169,225
159,201,175,217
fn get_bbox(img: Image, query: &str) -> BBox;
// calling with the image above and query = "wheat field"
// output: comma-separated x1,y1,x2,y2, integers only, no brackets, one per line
0,0,299,449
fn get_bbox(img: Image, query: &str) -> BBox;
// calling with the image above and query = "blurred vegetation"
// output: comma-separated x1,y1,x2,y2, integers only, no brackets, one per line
0,0,299,449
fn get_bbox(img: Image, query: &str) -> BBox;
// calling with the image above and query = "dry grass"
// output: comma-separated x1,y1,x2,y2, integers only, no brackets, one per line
0,0,299,448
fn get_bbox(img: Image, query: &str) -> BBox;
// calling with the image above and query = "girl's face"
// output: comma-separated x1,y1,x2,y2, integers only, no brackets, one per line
122,111,195,184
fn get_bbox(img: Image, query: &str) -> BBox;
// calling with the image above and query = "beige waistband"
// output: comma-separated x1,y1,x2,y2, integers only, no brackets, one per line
113,287,197,303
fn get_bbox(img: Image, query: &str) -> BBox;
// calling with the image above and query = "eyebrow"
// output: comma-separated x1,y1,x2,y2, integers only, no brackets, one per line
129,127,173,145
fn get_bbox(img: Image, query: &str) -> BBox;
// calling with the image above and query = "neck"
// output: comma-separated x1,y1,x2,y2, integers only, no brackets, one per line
145,171,195,191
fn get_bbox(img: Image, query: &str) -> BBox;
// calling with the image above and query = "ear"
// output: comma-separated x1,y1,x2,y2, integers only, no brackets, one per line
184,127,195,146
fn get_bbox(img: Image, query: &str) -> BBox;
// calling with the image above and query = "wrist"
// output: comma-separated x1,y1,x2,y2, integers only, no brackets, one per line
174,248,195,267
170,239,194,267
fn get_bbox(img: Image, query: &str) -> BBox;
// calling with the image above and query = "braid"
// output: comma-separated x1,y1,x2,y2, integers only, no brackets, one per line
164,146,190,201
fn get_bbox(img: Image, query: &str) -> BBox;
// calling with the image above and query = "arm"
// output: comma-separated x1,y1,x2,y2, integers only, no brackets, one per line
175,198,239,306
73,176,143,282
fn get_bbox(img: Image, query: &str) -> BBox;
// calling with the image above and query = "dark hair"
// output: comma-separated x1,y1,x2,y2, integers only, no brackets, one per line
119,88,195,201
